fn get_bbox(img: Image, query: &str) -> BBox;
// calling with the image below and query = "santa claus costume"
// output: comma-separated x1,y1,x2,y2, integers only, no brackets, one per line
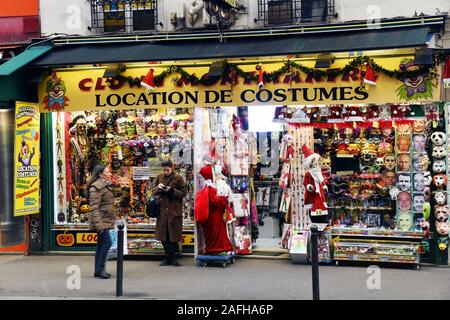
196,165,234,255
301,144,329,223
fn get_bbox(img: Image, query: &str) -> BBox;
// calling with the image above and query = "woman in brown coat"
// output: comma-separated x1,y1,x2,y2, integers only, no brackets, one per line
87,164,116,279
151,160,186,266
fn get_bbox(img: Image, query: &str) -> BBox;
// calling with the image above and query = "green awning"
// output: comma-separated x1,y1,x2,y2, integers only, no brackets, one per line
30,27,432,67
0,45,52,76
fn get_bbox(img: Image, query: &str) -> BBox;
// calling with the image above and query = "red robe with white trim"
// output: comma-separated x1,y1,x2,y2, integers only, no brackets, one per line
201,187,234,254
303,171,328,216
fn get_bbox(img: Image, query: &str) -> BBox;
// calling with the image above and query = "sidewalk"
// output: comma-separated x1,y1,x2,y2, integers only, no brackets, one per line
0,254,448,300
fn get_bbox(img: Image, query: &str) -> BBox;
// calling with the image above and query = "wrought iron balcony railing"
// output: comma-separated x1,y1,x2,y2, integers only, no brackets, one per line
90,0,158,33
257,0,335,26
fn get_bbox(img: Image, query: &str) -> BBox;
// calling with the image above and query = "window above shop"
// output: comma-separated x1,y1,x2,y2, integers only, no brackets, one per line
258,0,335,26
90,0,158,33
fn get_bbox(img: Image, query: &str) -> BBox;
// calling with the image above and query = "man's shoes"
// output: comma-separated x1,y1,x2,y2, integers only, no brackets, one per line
172,258,181,267
159,258,172,266
94,271,111,279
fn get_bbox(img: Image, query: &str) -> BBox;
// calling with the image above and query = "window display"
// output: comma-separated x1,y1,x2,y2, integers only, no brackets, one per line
52,108,195,229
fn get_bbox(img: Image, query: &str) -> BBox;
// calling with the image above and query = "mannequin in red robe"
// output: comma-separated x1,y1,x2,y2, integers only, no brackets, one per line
197,165,234,254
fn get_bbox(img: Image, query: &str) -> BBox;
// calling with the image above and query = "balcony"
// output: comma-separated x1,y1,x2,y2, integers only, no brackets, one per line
90,0,158,34
257,0,335,27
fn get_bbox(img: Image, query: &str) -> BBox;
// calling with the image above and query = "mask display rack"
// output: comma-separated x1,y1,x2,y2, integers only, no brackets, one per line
279,103,443,268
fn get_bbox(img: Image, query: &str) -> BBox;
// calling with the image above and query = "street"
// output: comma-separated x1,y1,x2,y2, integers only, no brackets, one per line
0,254,448,300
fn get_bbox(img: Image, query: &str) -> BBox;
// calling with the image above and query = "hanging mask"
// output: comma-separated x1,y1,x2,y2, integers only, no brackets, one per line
434,190,447,205
116,117,127,135
432,146,446,159
424,171,432,186
433,174,447,189
135,117,146,137
434,205,449,222
126,119,137,137
435,221,449,236
430,131,446,146
384,154,396,171
433,160,446,174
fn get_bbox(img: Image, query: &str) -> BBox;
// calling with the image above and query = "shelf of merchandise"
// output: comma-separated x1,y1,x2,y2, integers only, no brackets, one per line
333,239,421,267
331,227,424,240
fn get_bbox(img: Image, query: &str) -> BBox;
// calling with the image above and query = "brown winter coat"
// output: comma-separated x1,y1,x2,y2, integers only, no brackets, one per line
89,179,116,231
151,172,186,242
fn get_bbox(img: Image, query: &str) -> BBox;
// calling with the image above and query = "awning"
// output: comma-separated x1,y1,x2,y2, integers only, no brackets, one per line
0,45,52,76
30,27,432,67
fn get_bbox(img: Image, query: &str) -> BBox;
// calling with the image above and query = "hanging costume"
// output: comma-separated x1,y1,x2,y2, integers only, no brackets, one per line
195,165,234,255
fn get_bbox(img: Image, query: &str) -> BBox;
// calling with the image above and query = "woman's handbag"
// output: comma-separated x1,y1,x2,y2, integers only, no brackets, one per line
146,196,160,218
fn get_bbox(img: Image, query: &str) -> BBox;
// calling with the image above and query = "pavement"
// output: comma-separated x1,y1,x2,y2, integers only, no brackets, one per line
0,254,448,300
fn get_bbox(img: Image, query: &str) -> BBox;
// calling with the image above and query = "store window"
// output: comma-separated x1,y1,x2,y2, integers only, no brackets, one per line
52,108,194,252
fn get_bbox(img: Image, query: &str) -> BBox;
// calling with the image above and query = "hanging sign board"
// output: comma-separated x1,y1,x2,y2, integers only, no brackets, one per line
38,58,441,112
14,101,40,216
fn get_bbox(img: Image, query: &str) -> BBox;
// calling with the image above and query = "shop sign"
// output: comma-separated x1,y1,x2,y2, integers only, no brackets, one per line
38,59,441,112
14,101,40,216
76,233,98,244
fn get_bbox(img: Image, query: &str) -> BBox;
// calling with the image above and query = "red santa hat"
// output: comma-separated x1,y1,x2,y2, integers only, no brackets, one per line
327,106,343,123
256,63,264,90
363,64,377,86
141,68,155,90
366,105,380,120
346,106,364,122
199,165,214,181
443,56,450,84
302,144,318,168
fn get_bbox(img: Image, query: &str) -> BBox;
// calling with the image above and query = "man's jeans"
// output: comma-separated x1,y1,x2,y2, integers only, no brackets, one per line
95,229,112,273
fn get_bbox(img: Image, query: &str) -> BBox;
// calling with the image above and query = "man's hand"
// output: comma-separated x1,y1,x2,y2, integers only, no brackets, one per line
158,183,165,190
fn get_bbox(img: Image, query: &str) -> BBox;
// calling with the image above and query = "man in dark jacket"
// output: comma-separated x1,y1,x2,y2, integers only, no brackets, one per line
151,160,186,266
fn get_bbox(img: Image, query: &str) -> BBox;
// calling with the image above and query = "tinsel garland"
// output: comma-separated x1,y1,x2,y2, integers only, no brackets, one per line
110,54,446,88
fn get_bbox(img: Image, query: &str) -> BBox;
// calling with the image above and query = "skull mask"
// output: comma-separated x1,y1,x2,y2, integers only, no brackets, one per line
375,157,385,170
86,115,97,130
106,133,117,147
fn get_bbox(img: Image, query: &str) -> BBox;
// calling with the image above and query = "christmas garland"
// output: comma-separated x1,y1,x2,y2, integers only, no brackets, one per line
111,54,446,88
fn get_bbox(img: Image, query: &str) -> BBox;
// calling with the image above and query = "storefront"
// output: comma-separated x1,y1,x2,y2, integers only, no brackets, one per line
1,17,448,264
26,50,446,265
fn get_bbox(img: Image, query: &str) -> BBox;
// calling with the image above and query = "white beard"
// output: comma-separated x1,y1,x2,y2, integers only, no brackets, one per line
216,179,232,198
309,167,324,193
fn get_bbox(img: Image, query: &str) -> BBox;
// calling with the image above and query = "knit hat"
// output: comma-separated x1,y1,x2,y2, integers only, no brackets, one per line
406,105,425,118
346,106,364,122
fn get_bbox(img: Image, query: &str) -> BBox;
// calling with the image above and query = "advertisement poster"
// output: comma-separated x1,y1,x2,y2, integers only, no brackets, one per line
14,101,40,216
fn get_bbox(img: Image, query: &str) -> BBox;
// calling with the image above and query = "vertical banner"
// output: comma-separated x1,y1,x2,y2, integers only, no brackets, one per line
14,101,40,216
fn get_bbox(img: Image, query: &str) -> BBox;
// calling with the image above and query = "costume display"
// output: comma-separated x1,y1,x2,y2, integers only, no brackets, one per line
195,165,234,255
53,108,195,245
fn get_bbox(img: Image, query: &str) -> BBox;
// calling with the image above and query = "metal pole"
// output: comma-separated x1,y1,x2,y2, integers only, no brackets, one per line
116,222,124,297
310,225,320,300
